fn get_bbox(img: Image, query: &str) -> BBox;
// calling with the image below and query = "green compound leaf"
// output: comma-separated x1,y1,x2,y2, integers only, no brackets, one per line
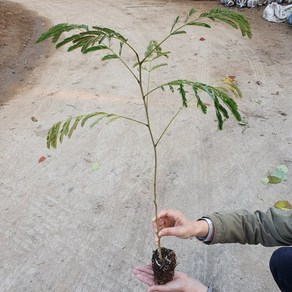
161,79,241,129
47,112,121,149
36,23,128,58
36,23,89,44
200,8,252,39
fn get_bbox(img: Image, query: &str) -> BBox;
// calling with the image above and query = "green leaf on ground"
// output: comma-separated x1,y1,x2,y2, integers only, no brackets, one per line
261,177,270,185
92,161,100,172
261,165,288,185
274,200,292,210
261,176,282,185
272,165,288,181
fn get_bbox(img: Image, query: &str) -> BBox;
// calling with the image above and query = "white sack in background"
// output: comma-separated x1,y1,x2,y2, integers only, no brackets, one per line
263,3,292,22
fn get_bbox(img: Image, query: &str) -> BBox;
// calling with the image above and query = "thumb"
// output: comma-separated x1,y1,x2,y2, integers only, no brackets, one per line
159,226,180,237
148,285,169,292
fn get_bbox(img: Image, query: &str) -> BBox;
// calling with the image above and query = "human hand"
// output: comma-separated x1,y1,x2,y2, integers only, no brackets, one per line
133,264,208,292
153,209,208,241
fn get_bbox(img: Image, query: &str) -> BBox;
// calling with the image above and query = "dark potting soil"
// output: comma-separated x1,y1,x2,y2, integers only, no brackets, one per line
152,247,177,285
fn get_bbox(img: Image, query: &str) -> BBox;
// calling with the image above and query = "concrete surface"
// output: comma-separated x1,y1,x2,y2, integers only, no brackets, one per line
1,1,292,291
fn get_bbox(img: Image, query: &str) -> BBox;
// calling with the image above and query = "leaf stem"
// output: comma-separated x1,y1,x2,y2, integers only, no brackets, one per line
119,115,148,126
155,106,184,146
107,47,139,83
146,61,152,107
141,17,200,65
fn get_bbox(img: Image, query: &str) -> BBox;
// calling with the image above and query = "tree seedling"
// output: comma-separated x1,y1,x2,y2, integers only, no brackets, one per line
36,7,251,284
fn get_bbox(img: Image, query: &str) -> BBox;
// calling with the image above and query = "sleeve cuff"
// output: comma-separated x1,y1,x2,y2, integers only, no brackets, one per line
197,217,214,243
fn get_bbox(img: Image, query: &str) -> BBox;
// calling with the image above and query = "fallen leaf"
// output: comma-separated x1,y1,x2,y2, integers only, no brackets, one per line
92,161,100,172
272,165,288,181
261,165,288,185
256,81,262,86
274,200,292,210
31,116,38,122
199,37,205,41
228,75,236,80
267,175,282,184
261,177,270,185
38,156,46,163
261,175,281,185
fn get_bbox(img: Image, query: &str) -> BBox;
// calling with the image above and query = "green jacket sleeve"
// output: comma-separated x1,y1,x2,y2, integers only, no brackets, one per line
206,208,292,246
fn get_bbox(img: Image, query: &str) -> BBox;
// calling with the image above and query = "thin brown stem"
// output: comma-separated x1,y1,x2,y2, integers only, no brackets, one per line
153,144,162,255
137,61,163,260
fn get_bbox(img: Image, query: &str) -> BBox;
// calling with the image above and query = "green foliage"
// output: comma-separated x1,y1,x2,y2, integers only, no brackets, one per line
35,23,89,44
159,80,241,130
200,8,252,38
36,8,251,63
37,7,252,147
38,8,253,257
47,112,121,149
36,23,128,57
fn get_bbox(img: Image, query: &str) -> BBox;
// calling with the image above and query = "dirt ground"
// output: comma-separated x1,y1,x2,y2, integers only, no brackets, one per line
0,1,52,102
0,0,291,291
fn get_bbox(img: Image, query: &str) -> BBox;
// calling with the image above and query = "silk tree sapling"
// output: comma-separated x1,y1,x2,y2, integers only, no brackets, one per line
36,7,251,285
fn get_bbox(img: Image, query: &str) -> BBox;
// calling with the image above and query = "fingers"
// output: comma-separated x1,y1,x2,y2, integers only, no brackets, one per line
152,209,180,232
133,264,153,276
152,209,183,241
152,209,181,222
158,226,181,237
134,272,155,287
133,264,154,287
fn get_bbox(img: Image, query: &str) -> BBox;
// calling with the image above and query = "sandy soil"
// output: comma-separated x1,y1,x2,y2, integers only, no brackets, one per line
0,1,291,291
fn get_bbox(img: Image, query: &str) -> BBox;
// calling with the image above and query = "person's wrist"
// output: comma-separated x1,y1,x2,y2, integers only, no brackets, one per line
186,276,208,292
191,220,208,238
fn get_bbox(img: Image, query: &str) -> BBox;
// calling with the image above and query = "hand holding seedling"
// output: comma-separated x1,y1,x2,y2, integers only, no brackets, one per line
153,209,209,241
133,264,208,292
